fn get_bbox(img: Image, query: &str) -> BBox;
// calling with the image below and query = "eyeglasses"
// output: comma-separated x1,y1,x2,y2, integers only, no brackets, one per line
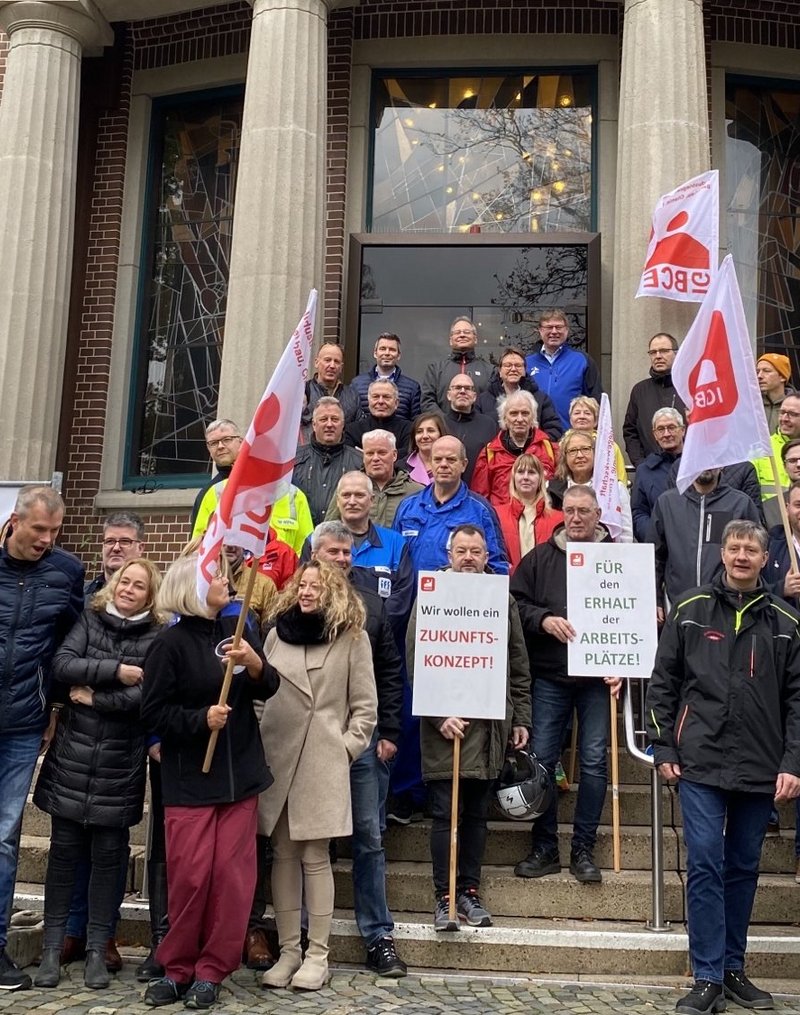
102,538,138,549
206,435,241,450
566,446,593,457
785,457,800,466
653,424,681,435
449,385,475,393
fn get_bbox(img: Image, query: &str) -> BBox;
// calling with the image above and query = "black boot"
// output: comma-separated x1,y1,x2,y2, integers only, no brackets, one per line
34,948,62,988
136,860,169,982
85,949,111,989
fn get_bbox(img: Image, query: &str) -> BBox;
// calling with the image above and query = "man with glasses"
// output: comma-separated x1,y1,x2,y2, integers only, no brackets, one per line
510,485,620,884
477,346,563,441
351,333,422,421
631,409,685,542
421,317,493,414
524,310,602,430
192,418,313,554
753,394,800,511
84,512,145,600
622,333,686,467
441,374,496,485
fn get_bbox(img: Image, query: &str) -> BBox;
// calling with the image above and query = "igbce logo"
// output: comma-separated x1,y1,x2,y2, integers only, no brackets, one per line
688,311,738,423
420,576,436,592
569,552,584,567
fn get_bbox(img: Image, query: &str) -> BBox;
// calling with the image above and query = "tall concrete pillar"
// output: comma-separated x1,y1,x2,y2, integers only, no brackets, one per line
0,1,112,480
611,0,710,431
219,0,339,422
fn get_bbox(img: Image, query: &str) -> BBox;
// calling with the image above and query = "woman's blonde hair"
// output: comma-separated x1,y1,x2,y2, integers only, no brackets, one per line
509,454,553,512
268,560,365,639
556,430,595,482
157,553,222,619
569,395,599,425
92,557,166,623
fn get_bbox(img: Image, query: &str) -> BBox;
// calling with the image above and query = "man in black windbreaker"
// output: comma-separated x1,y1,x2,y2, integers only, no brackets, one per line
647,520,800,1015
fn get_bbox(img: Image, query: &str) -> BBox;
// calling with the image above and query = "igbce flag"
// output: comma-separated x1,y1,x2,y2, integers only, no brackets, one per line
672,257,771,493
592,393,624,541
636,170,718,303
196,290,316,603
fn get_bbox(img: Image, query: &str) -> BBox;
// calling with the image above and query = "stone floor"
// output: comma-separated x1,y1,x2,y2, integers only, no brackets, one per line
3,962,800,1015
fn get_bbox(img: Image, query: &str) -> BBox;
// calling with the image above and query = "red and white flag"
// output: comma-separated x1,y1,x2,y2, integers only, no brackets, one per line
196,290,316,602
672,257,771,493
636,170,718,303
592,393,624,541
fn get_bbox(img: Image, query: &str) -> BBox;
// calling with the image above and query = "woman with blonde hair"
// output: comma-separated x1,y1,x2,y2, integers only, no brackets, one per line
548,431,633,542
33,559,164,990
259,560,377,991
493,455,564,573
567,395,627,482
140,554,278,1009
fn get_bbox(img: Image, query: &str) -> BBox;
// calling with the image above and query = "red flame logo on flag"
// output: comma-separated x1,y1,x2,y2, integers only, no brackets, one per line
687,311,739,423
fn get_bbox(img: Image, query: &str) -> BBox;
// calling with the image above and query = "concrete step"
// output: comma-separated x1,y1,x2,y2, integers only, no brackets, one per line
20,801,148,846
13,886,800,980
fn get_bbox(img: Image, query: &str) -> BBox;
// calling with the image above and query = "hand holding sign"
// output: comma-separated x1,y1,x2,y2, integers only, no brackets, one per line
542,615,576,643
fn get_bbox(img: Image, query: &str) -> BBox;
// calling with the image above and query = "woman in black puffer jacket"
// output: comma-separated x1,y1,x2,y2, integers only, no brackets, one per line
33,558,164,991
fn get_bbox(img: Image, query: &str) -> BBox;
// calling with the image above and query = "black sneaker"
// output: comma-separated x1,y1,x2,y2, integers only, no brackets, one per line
184,979,220,1009
456,888,493,927
0,949,32,991
569,848,602,883
676,979,726,1014
386,796,413,825
433,895,460,932
143,976,191,1007
723,969,773,1010
514,846,561,878
365,936,407,977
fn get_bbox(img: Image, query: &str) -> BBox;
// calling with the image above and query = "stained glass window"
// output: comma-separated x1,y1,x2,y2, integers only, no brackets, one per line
725,78,800,363
127,89,244,482
370,71,594,234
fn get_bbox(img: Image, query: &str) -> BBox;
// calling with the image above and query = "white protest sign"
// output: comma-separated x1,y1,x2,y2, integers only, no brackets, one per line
412,571,509,720
566,542,657,678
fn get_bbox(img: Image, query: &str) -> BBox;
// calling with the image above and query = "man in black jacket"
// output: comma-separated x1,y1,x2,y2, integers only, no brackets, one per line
311,523,407,979
441,375,497,485
647,520,800,1015
421,317,493,413
623,333,686,467
510,486,620,885
292,398,362,523
0,486,84,991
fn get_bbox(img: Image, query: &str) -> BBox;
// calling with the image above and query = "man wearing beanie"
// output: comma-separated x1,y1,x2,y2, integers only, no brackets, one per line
757,353,794,433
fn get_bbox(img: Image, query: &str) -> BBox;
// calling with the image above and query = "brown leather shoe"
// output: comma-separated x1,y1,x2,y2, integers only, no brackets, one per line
60,935,86,964
104,938,123,973
245,928,276,970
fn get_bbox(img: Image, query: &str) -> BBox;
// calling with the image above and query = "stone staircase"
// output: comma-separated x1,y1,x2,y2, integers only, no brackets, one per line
14,749,800,979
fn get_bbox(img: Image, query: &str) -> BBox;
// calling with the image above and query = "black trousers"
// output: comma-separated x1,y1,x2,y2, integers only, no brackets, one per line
43,816,129,951
428,778,492,897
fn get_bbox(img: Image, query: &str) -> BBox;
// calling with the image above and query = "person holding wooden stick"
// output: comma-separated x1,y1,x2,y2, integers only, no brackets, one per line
407,524,531,931
139,554,278,1010
510,485,622,885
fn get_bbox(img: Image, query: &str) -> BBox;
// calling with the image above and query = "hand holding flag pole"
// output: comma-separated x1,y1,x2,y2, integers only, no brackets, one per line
197,291,317,774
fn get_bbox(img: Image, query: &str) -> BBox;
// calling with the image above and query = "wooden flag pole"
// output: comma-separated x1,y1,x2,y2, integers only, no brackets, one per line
768,453,799,573
202,560,261,773
448,735,462,927
610,688,621,873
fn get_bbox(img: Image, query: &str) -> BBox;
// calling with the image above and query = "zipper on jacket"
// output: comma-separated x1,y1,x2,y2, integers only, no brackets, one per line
695,497,705,586
1,577,27,724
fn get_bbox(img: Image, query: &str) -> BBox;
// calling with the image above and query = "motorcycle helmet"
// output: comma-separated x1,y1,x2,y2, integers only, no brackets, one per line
496,748,552,820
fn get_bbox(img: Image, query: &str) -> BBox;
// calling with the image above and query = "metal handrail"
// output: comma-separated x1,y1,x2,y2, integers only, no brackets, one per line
622,678,672,932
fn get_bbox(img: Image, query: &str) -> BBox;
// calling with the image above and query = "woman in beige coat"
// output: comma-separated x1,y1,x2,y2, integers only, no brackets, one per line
259,560,377,991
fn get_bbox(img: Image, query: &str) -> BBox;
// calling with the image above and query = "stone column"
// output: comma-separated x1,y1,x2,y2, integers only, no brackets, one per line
219,0,338,423
611,0,710,431
0,1,112,480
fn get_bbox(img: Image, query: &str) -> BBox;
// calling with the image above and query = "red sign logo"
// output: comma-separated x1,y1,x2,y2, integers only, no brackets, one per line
570,552,584,567
687,311,739,423
420,576,436,592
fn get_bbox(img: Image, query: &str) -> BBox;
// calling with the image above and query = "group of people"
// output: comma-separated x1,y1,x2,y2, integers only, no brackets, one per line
0,312,799,1015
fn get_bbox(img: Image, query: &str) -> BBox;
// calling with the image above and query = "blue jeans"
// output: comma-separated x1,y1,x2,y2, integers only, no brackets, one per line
679,779,774,983
0,731,42,948
530,678,610,854
350,732,394,948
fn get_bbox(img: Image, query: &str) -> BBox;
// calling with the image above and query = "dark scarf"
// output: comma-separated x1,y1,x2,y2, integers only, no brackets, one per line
275,604,328,645
500,429,530,456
